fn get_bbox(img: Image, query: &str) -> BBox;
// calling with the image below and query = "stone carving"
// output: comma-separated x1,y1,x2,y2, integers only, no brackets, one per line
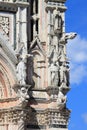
18,86,30,108
13,84,31,130
65,32,77,40
13,84,31,108
53,8,62,34
57,44,70,87
16,56,26,84
59,61,70,86
58,46,67,62
59,32,77,43
16,42,32,85
48,47,59,86
0,16,9,36
16,42,26,84
50,61,59,86
57,88,67,110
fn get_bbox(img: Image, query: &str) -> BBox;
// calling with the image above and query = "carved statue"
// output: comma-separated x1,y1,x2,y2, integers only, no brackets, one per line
59,61,70,86
49,48,59,86
50,62,59,86
16,56,27,85
57,89,67,110
53,8,62,34
16,41,33,85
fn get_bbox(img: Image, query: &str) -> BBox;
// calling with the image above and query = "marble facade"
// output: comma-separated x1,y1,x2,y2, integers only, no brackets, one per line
0,0,76,130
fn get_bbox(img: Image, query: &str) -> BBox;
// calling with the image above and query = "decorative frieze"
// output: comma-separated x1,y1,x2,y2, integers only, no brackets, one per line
25,108,70,128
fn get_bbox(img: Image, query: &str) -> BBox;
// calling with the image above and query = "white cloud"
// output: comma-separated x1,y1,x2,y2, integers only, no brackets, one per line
67,35,87,85
70,65,87,85
82,113,87,124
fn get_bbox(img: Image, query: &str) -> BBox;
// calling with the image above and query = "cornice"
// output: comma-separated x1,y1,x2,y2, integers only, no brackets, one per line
45,0,66,3
45,4,67,12
0,1,29,12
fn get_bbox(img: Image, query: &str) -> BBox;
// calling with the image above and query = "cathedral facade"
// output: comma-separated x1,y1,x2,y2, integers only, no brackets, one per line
0,0,76,130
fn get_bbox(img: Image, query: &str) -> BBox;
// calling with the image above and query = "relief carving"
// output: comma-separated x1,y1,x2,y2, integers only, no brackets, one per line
0,16,9,36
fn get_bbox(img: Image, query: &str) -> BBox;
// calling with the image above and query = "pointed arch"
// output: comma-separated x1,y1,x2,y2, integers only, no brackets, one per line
0,48,18,98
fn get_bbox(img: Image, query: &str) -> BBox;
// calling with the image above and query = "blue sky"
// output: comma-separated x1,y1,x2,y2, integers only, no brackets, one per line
65,0,87,130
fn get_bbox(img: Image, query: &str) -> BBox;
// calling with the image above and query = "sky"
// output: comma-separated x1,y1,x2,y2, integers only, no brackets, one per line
65,0,87,130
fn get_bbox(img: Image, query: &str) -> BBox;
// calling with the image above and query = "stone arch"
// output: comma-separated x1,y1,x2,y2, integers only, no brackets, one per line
0,55,18,98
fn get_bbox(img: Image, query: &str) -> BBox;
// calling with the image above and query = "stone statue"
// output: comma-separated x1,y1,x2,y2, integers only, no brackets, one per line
16,43,33,85
16,55,27,85
49,48,59,86
57,88,67,110
53,8,62,34
59,61,70,86
50,62,59,86
16,42,28,85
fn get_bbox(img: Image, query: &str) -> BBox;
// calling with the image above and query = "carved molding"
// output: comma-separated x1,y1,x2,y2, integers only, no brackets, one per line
45,4,67,12
45,0,66,3
26,108,70,127
0,107,70,128
0,1,29,12
0,108,30,125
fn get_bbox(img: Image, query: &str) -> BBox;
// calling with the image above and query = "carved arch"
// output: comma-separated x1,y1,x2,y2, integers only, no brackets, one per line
0,53,18,98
